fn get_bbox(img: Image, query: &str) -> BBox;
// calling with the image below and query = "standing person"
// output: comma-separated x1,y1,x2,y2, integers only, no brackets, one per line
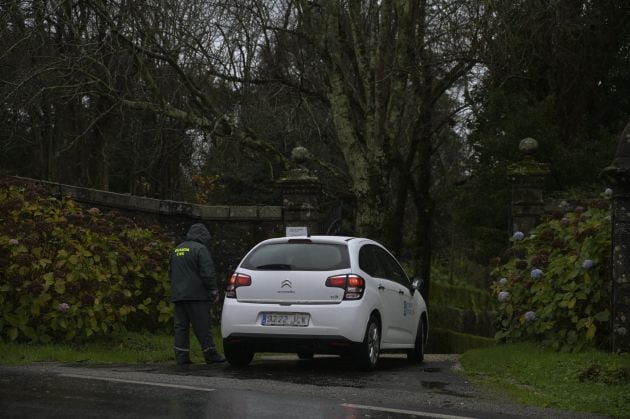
168,223,226,365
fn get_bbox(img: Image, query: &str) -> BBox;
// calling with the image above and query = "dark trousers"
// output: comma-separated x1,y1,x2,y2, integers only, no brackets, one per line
173,300,217,363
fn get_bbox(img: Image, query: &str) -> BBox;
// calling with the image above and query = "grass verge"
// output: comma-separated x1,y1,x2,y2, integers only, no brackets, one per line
0,328,223,365
460,343,630,419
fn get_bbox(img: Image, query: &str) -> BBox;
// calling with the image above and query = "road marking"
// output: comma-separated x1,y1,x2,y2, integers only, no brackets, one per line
341,403,478,419
60,374,214,392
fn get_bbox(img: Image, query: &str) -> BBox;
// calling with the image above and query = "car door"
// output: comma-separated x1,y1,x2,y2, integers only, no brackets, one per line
359,244,409,345
374,247,418,344
359,244,397,344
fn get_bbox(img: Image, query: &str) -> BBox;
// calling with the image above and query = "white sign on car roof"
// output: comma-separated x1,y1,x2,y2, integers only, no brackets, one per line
286,226,308,237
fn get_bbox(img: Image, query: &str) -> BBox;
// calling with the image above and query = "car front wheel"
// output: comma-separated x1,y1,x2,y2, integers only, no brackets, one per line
406,318,425,363
356,315,380,371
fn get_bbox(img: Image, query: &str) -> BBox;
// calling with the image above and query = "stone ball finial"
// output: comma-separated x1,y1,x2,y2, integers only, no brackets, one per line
519,137,538,155
291,146,309,165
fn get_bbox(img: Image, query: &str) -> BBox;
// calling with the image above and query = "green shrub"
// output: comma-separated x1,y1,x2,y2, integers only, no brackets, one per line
0,179,175,343
490,196,612,351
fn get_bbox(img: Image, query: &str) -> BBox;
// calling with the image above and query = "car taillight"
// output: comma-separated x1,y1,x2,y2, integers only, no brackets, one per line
226,273,252,298
325,274,365,300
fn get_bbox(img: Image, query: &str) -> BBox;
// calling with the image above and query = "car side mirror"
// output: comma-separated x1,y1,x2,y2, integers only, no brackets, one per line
411,277,423,293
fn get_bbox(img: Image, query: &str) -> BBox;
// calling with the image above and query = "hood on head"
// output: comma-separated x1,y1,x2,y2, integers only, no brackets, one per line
186,223,211,246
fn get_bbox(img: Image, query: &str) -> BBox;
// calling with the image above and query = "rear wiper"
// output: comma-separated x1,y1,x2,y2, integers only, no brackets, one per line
255,264,293,270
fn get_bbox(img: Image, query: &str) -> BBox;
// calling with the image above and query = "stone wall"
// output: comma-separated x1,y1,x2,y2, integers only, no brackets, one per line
14,176,289,288
28,176,283,222
426,282,497,353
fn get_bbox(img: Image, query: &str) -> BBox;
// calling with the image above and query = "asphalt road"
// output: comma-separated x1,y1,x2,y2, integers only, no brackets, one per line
0,354,608,419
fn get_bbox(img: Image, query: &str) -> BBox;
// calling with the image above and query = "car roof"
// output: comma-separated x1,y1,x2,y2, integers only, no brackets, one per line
257,235,367,245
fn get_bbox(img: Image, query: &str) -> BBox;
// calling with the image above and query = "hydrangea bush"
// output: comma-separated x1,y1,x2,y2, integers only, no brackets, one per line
491,196,612,352
0,179,175,343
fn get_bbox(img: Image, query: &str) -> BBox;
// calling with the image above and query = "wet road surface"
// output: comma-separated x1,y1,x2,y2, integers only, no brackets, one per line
0,354,608,418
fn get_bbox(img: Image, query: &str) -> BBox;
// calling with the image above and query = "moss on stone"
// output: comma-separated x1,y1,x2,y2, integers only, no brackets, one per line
428,306,496,338
429,282,497,311
427,281,498,352
426,327,496,354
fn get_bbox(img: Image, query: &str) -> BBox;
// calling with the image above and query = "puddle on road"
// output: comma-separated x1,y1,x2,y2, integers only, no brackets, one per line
220,366,368,388
420,381,447,389
420,381,474,399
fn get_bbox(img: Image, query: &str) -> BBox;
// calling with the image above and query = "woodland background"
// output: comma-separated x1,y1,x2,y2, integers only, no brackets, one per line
2,0,629,288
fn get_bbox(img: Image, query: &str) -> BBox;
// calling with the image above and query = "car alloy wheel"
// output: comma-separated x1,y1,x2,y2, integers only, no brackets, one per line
357,316,380,371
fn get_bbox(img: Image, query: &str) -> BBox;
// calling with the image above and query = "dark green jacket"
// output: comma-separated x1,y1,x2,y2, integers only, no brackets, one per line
168,223,218,302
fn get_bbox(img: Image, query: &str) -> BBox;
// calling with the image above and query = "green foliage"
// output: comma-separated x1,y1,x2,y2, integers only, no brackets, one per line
491,196,612,351
0,180,175,343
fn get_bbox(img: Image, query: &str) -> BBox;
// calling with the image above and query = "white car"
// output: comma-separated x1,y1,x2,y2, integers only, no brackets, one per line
220,235,428,370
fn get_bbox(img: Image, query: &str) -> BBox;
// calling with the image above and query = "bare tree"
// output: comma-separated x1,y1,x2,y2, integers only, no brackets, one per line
285,0,485,286
0,1,213,195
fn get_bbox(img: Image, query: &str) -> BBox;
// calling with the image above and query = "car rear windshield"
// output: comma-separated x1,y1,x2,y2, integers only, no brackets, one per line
241,242,350,271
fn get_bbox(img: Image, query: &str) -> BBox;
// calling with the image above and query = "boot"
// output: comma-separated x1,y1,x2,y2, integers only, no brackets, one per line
175,349,192,365
205,351,226,364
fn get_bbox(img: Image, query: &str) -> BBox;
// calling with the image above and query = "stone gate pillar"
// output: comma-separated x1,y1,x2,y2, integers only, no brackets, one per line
601,121,630,351
507,138,550,235
277,146,322,235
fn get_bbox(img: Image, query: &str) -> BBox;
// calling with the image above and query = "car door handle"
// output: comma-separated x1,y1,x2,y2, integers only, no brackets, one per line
398,290,405,295
378,285,385,291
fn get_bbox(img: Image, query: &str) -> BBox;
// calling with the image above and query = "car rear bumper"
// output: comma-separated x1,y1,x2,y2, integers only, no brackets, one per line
220,299,372,343
223,333,362,355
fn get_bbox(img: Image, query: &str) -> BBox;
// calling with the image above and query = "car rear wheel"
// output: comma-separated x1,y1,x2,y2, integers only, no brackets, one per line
224,343,254,367
356,315,380,371
406,318,425,363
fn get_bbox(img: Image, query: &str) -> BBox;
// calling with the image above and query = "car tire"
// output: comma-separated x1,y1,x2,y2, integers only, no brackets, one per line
224,343,254,367
297,352,314,360
406,318,425,363
356,315,380,371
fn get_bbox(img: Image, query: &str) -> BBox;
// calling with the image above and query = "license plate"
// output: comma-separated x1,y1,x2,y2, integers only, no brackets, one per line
261,312,310,327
